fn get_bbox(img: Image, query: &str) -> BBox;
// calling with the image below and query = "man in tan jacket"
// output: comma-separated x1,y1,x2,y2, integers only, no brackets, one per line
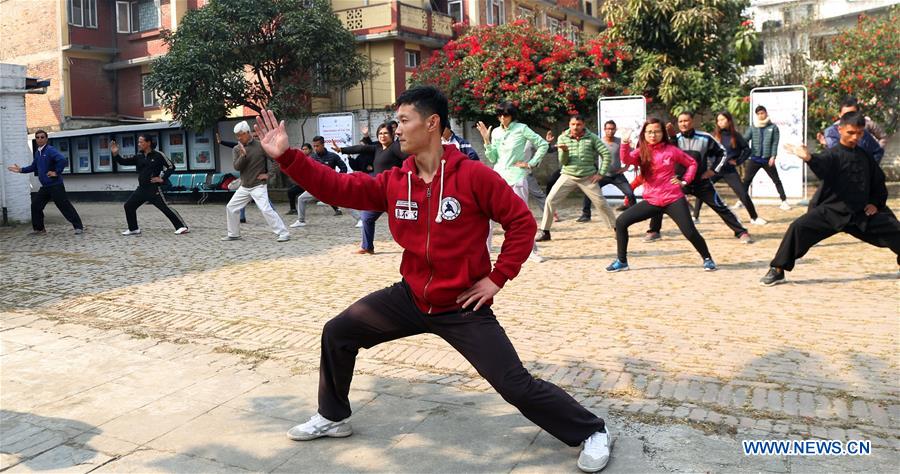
222,121,290,242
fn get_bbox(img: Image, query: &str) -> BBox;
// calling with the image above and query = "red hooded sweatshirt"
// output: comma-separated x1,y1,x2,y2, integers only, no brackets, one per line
275,145,536,314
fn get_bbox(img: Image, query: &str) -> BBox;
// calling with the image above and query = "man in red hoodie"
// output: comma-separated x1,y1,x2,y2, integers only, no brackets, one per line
254,86,611,473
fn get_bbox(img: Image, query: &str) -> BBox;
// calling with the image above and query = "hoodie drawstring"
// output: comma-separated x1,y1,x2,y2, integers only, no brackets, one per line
407,171,413,213
434,159,446,223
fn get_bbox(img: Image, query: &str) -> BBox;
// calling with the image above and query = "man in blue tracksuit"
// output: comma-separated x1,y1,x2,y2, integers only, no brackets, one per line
6,130,84,235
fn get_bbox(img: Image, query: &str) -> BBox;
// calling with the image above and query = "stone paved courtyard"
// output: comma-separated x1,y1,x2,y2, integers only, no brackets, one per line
1,195,898,472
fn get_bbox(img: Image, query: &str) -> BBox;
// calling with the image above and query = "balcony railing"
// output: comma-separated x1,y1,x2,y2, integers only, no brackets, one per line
335,1,454,39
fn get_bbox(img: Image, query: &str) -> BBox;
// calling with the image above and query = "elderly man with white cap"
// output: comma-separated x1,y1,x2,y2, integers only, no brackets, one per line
222,120,291,242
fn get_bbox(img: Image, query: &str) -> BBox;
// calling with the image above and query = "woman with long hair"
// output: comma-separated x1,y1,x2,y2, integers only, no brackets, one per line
333,122,407,254
606,119,716,272
693,111,766,224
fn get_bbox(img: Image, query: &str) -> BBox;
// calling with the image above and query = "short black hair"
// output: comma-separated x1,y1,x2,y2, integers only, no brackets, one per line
495,101,518,121
569,113,586,122
839,111,866,128
604,120,616,128
755,105,767,114
840,96,859,109
395,85,449,130
138,133,156,149
34,130,48,138
301,143,312,149
678,110,695,119
312,136,325,144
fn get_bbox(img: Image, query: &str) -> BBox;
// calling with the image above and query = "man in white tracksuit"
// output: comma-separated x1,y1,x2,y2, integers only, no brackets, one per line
222,121,290,242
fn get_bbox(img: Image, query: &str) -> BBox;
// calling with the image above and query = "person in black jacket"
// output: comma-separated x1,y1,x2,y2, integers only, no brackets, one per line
111,134,188,235
694,111,766,224
760,112,900,286
289,136,358,227
333,123,408,253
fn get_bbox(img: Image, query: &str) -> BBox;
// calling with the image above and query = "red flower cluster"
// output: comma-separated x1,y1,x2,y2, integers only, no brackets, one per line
412,22,631,126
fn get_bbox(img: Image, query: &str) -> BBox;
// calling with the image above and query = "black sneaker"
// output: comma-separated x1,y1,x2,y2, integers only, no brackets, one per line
535,230,552,242
576,215,591,223
333,209,343,216
759,267,785,286
286,209,297,215
643,232,661,242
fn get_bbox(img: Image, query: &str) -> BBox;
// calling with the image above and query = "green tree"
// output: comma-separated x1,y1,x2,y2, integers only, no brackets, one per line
146,0,369,130
808,7,899,135
601,0,755,116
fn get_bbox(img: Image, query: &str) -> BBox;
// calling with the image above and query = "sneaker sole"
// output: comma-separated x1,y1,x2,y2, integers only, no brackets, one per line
577,458,610,473
759,278,786,287
605,266,629,273
286,429,353,441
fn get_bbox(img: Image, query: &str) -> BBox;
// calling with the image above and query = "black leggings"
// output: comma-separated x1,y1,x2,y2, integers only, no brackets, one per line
743,160,786,201
694,171,759,220
287,185,304,210
31,184,83,231
318,281,604,446
616,198,711,262
124,186,186,231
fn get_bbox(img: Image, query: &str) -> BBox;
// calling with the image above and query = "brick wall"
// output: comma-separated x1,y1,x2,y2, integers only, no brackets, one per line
117,66,144,117
69,57,115,117
25,60,64,131
0,0,59,60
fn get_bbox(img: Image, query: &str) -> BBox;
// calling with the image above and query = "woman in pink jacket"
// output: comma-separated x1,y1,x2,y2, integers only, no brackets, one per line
606,118,717,272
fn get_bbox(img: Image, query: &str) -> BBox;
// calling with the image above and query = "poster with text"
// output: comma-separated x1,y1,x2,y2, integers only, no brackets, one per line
317,113,354,171
598,96,646,197
749,88,807,200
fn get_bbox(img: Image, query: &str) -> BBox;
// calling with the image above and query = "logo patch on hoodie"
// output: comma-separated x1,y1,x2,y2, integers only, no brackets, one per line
395,200,418,220
439,197,461,221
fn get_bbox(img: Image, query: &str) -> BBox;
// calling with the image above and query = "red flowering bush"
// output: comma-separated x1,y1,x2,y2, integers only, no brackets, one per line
808,8,899,135
410,21,631,127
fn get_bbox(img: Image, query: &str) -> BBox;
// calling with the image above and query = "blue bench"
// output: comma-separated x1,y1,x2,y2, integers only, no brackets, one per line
198,172,237,204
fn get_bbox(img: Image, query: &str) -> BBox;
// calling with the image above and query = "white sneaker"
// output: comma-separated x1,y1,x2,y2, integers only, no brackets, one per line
174,227,189,235
528,251,545,263
277,234,291,242
731,201,743,210
779,200,791,211
121,229,141,236
750,217,768,225
287,413,353,441
577,427,611,472
290,220,306,228
355,219,363,228
692,217,701,224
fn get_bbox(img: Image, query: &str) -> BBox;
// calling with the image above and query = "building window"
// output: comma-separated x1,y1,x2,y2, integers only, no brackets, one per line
142,74,159,107
447,0,463,22
516,6,535,26
68,0,97,28
546,15,560,35
488,0,505,25
585,1,593,17
117,0,160,33
405,50,420,68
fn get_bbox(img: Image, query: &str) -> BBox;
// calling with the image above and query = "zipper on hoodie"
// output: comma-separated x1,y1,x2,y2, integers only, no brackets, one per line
423,185,434,314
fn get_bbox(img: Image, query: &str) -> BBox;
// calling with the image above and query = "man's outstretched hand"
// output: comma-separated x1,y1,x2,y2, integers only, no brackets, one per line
456,277,500,312
254,110,290,158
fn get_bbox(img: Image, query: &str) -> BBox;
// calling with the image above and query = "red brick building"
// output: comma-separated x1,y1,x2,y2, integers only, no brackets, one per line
0,0,206,132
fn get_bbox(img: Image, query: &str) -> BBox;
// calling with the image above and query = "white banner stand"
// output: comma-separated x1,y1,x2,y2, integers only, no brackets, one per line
597,95,646,198
317,113,355,171
748,86,808,204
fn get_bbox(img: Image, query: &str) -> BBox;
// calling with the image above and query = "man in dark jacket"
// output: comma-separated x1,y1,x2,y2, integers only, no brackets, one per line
289,136,359,227
761,112,900,286
7,130,83,235
111,134,188,235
